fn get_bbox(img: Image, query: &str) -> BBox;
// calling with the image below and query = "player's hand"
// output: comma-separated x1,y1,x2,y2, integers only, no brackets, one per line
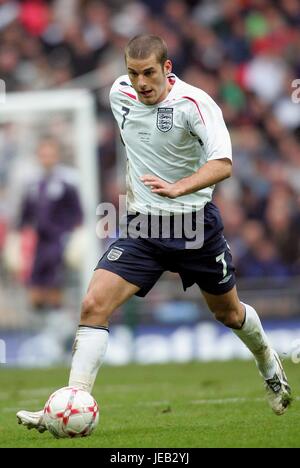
140,175,181,198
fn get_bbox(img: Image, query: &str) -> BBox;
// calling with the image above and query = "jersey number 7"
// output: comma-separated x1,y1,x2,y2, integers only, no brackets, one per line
121,106,130,129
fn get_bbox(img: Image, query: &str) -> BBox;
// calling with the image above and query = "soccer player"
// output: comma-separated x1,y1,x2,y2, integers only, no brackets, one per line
17,35,291,432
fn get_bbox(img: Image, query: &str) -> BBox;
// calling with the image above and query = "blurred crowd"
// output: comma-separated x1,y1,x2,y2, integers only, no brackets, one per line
1,0,300,280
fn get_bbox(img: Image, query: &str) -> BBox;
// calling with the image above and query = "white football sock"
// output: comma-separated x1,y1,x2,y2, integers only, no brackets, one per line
233,303,276,380
68,325,109,393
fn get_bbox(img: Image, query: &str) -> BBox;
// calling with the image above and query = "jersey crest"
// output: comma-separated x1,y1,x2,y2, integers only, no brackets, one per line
107,247,124,261
156,108,173,132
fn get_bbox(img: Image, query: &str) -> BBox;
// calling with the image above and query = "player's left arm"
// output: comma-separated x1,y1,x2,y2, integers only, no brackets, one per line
140,158,231,198
140,96,232,198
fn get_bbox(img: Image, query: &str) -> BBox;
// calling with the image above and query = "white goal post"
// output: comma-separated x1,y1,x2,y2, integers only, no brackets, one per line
0,88,100,293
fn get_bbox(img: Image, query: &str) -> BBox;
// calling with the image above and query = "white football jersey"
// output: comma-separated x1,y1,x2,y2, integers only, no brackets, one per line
110,73,232,214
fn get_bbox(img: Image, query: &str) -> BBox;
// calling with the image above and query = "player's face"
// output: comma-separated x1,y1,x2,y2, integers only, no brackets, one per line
126,53,172,105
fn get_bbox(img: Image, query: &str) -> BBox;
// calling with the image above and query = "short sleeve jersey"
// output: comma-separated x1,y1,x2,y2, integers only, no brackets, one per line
110,74,232,214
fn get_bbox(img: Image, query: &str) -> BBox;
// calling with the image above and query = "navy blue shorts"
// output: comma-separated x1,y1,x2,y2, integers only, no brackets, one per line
95,202,236,297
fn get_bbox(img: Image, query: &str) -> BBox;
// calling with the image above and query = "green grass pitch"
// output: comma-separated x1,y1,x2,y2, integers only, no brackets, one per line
0,360,299,448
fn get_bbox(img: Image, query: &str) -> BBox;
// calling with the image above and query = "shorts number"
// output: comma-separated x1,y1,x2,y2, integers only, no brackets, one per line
216,252,227,278
121,106,130,129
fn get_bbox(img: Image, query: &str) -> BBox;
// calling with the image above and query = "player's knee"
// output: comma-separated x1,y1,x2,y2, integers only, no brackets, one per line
81,295,111,323
214,307,242,329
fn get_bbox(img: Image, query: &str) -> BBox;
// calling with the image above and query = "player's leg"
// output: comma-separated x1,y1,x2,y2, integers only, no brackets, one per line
202,286,274,367
17,233,165,432
68,268,140,392
176,203,291,414
17,268,140,431
201,286,291,415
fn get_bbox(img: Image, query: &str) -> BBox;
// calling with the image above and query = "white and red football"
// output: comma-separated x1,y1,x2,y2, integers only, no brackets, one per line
43,386,99,438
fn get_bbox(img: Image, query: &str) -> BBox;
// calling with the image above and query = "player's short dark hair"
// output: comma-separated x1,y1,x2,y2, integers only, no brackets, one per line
125,35,168,67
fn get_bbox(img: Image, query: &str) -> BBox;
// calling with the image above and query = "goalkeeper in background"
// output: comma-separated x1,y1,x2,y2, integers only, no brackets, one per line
18,137,83,313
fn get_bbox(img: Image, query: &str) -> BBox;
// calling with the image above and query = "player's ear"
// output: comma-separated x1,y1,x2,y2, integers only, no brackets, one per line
164,59,172,75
